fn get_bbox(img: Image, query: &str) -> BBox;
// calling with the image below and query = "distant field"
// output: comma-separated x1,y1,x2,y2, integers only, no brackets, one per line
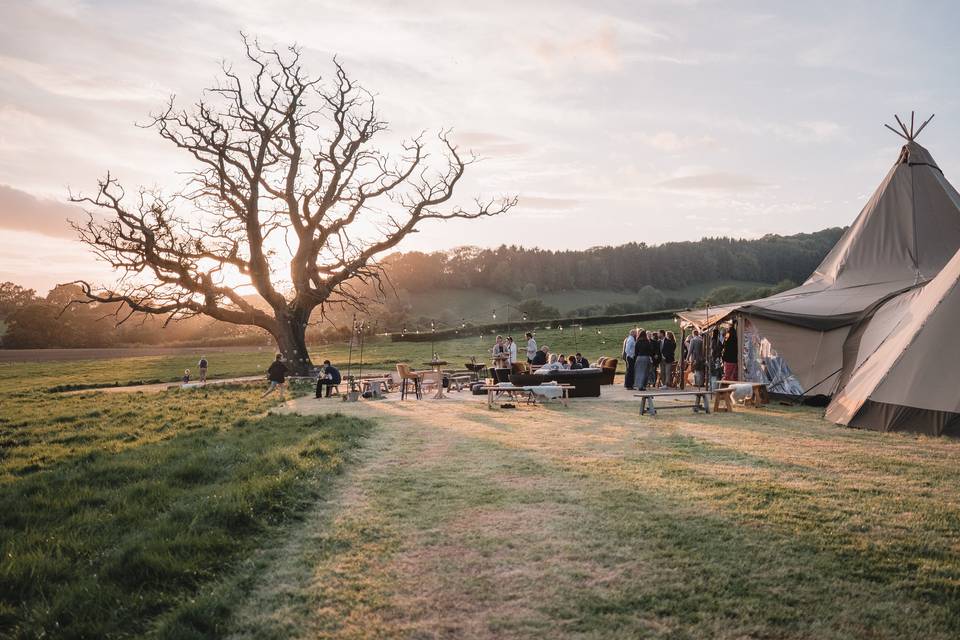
400,281,770,320
665,279,770,301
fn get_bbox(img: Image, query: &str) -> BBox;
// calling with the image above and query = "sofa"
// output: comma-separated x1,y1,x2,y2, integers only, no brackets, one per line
509,368,602,398
594,357,619,385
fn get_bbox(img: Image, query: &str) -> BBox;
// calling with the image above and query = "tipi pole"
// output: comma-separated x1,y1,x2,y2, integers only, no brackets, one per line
914,113,935,138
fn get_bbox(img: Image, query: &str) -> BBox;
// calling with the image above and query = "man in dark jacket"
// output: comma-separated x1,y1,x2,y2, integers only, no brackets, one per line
261,354,289,400
316,360,342,398
574,352,589,368
531,346,549,367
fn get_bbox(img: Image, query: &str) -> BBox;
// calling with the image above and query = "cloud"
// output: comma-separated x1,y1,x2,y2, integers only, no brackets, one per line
771,120,845,144
640,131,716,152
0,184,83,238
654,172,767,191
454,131,531,157
0,54,165,102
518,195,579,210
531,24,623,72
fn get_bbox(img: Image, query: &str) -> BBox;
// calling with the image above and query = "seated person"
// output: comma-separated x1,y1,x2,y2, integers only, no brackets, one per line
567,355,582,370
574,352,589,368
536,353,564,373
315,359,342,398
531,345,549,367
556,354,569,370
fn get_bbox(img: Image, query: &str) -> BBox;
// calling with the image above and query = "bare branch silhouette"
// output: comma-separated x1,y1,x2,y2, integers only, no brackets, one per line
69,35,515,372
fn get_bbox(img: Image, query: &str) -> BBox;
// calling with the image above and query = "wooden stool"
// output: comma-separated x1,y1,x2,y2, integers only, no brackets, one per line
713,388,735,413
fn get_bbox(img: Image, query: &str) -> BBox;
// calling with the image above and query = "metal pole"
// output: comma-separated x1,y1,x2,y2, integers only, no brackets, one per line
680,322,686,390
358,321,364,387
346,313,356,381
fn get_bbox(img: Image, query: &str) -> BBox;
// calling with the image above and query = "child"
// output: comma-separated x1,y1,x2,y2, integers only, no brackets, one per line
182,369,191,385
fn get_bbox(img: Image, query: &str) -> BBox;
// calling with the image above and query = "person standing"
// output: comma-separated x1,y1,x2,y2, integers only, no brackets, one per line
634,330,655,390
722,325,739,381
261,354,289,400
660,331,677,389
687,330,705,387
650,331,662,386
525,332,537,363
622,329,637,389
198,356,208,384
506,336,518,366
315,359,342,398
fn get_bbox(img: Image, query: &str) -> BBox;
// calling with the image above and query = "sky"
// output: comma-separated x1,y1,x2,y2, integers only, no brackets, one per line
3,0,960,293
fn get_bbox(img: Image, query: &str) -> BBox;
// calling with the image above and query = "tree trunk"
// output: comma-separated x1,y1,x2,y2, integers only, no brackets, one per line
273,314,313,375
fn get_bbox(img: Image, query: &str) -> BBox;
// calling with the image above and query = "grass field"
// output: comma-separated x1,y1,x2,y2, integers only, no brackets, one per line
3,349,959,638
400,282,767,320
0,367,372,638
242,395,960,639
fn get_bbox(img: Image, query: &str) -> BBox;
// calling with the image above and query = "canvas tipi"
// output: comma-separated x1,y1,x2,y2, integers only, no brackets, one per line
825,245,960,436
677,114,960,398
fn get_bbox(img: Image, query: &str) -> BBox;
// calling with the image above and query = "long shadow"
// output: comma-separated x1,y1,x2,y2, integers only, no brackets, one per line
351,421,960,638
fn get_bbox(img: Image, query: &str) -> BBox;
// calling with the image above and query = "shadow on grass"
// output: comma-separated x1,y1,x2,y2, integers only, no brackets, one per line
296,418,960,639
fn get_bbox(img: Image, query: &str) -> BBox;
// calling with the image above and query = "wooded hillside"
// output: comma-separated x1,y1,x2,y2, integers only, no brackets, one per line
380,228,844,295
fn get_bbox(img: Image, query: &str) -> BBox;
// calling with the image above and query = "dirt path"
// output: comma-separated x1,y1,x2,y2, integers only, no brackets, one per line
226,395,960,640
61,375,265,394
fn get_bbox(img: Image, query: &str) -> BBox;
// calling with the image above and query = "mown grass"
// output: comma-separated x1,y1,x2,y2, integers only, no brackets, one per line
238,399,960,638
0,371,373,639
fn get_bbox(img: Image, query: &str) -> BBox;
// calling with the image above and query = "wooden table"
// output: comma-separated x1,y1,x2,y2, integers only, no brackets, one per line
481,384,573,408
719,380,769,406
635,390,713,416
422,361,449,399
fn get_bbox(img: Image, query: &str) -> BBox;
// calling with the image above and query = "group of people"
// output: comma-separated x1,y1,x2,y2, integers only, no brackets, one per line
621,329,678,390
621,324,739,391
490,335,520,366
491,332,590,371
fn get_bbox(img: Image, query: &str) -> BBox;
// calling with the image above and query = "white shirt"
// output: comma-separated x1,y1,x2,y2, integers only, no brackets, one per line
508,341,518,364
526,338,537,360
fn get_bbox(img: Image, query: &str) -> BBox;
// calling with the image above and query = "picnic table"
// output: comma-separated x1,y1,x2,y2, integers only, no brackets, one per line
635,389,714,416
481,384,574,408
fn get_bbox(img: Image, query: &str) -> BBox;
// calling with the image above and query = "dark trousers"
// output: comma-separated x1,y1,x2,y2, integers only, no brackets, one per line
635,356,652,390
624,356,636,388
316,379,336,397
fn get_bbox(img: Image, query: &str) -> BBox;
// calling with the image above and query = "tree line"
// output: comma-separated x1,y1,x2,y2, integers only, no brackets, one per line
0,228,843,348
377,228,844,296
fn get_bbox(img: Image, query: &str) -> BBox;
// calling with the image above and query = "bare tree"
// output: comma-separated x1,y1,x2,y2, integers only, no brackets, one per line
68,37,515,373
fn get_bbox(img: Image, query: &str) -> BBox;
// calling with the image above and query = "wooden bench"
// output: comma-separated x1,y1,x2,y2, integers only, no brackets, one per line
635,390,713,416
719,380,769,406
712,387,735,413
481,384,573,408
447,374,474,392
